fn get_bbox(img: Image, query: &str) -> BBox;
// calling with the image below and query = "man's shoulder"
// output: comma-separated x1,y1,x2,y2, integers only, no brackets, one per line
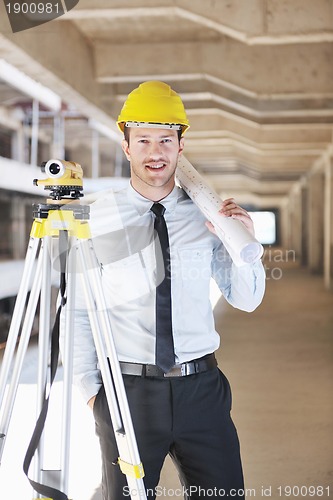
176,186,206,219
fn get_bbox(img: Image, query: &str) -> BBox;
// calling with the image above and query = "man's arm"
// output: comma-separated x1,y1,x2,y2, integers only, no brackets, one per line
213,255,265,312
209,198,266,312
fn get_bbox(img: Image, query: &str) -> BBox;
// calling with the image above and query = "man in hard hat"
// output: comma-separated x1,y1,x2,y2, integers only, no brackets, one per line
69,81,265,499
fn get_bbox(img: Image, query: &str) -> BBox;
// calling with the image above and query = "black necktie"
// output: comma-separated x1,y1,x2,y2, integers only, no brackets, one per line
150,203,175,372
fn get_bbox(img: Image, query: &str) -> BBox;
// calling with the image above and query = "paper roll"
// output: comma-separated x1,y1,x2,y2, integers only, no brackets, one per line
176,156,264,267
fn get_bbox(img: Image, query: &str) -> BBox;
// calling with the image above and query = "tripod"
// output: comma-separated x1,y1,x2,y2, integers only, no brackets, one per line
0,200,147,499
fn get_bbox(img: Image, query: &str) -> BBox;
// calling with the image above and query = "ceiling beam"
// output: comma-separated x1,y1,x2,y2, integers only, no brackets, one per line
62,3,333,44
95,40,333,95
185,109,333,140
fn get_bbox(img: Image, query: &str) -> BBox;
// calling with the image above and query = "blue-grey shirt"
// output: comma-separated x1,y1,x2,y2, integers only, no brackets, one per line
63,182,265,402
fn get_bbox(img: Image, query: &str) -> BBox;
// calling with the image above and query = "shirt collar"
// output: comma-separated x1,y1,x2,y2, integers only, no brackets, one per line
127,182,179,216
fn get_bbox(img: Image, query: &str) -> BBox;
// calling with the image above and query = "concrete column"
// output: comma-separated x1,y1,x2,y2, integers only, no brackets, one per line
288,186,302,260
278,201,289,250
91,129,100,179
282,197,292,254
300,186,308,267
11,196,27,260
52,114,65,159
308,171,325,273
11,126,25,162
114,144,124,177
324,155,333,290
30,99,39,166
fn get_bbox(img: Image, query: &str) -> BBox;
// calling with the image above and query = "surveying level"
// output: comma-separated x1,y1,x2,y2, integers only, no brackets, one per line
33,159,84,201
0,160,147,500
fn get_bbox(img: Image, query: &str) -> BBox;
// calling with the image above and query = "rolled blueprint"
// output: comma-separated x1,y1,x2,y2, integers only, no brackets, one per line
176,156,264,267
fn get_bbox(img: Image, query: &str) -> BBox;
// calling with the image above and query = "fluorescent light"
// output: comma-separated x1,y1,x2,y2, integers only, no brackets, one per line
0,59,61,112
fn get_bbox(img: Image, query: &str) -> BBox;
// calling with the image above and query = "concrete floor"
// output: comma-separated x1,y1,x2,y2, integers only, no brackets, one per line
213,257,333,499
0,256,332,499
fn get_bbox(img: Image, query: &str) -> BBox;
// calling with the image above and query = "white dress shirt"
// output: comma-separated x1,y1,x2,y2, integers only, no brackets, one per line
62,182,265,402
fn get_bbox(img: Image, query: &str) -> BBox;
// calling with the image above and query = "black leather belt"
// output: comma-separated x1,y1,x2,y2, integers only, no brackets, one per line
120,353,217,378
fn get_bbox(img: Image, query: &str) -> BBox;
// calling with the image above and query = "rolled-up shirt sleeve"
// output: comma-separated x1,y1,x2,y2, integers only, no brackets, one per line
212,242,266,312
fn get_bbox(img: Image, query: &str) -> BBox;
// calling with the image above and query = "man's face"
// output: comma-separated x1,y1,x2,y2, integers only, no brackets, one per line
122,127,184,198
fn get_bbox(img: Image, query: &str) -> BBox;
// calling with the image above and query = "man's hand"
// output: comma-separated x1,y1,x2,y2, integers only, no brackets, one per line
205,197,255,237
88,395,97,410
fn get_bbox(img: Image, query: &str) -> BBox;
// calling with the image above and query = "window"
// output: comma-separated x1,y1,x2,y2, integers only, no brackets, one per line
249,210,277,245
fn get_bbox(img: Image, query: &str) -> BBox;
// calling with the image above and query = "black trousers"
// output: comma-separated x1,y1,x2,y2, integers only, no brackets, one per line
93,368,245,500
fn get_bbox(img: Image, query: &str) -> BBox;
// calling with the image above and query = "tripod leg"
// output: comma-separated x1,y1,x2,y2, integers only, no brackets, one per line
0,239,43,462
22,230,75,500
34,232,76,496
0,237,40,407
77,238,147,500
59,234,76,494
34,235,52,487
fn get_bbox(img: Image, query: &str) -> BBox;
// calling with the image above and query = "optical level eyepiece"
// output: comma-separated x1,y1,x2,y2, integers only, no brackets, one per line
44,159,65,178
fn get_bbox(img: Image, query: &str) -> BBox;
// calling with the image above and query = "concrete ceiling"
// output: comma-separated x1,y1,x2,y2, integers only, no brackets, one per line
0,0,332,206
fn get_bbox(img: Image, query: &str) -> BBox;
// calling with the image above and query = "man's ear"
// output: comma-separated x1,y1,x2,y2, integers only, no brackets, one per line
121,139,131,161
178,137,185,156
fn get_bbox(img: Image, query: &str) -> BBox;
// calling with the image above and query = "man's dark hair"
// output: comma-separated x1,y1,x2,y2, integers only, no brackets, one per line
124,126,182,145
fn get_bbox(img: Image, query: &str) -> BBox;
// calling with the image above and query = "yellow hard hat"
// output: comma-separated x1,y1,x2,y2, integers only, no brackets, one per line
117,81,190,135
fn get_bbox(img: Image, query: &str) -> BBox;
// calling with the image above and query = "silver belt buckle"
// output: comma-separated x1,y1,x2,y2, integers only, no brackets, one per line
181,362,191,376
164,364,184,377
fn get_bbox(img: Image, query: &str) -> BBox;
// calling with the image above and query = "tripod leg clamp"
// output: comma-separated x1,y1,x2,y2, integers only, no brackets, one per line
118,458,145,479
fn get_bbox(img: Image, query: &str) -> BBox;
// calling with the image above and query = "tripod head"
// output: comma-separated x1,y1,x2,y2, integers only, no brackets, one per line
33,159,83,201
